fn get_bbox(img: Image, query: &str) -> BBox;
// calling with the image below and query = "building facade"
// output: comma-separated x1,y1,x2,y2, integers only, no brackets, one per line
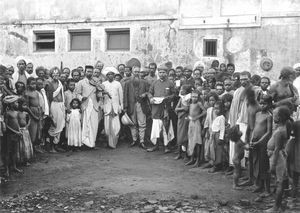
1,0,300,79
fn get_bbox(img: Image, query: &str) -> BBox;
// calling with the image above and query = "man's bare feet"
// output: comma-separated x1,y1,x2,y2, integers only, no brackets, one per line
185,159,195,166
192,161,200,168
12,167,23,173
174,155,182,160
233,185,243,190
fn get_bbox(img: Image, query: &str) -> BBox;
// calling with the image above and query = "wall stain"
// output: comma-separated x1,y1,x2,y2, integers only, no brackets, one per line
8,31,28,43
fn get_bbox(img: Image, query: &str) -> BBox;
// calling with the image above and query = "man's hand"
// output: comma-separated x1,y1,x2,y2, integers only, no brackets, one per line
150,98,154,104
140,93,147,98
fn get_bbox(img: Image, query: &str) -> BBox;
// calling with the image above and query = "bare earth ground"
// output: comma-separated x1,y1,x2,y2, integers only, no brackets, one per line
0,142,299,212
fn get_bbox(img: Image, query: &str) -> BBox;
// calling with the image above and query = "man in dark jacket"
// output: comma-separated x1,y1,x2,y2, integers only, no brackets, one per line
123,66,149,149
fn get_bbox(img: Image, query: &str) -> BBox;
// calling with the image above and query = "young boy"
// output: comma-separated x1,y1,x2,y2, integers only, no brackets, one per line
17,98,33,165
15,81,26,97
250,94,272,194
241,87,261,186
228,125,245,189
186,90,206,167
215,83,224,97
25,77,42,153
64,79,79,111
222,78,234,97
3,95,23,177
174,85,192,159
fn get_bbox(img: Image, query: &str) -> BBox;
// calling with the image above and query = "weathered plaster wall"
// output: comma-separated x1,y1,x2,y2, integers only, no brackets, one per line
1,0,300,80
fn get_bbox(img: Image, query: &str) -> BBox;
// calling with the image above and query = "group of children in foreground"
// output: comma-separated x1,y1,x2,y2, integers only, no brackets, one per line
173,82,299,212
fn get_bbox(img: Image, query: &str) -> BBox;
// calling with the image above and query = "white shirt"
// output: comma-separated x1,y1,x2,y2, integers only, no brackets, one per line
293,76,300,98
211,115,225,140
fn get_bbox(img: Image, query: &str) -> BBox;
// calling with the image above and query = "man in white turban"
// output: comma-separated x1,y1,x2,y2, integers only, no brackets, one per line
102,67,123,148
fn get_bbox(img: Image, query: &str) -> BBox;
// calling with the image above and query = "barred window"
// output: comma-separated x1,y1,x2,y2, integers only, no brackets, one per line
204,39,217,56
34,31,55,52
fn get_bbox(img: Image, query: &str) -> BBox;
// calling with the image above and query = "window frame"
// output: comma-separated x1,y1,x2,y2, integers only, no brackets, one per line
106,28,130,51
69,29,91,51
203,39,217,57
33,31,55,52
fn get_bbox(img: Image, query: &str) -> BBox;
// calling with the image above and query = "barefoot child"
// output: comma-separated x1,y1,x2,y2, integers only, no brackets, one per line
25,77,43,153
186,90,206,167
66,98,82,151
17,98,34,165
202,92,219,168
209,101,226,173
250,94,272,194
227,125,245,189
174,85,192,160
266,106,291,212
3,95,23,176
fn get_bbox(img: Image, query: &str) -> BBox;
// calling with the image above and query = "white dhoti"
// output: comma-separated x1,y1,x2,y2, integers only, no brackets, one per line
104,112,120,148
48,102,65,144
150,119,174,146
82,98,99,148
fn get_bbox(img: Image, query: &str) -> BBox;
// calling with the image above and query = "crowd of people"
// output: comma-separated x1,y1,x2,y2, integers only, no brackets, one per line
0,57,300,212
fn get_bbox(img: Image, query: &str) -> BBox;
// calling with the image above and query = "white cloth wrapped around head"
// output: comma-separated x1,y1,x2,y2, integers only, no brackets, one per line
15,56,26,65
293,63,300,70
193,61,205,70
102,67,119,76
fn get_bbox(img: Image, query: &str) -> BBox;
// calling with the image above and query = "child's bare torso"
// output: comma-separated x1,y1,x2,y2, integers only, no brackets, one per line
18,111,27,128
252,111,270,141
6,110,19,132
26,90,40,107
189,102,202,118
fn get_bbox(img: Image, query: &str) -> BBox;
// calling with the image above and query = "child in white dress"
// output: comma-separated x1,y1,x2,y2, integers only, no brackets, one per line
67,98,82,150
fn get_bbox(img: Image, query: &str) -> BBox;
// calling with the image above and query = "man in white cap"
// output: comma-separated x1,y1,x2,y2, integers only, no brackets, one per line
12,57,30,90
102,67,123,148
48,67,66,152
75,65,101,149
147,64,175,153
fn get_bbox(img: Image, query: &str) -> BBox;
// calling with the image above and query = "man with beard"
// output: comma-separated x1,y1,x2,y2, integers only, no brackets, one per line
120,66,133,87
75,65,101,149
12,57,30,91
123,66,149,149
145,63,157,85
26,60,36,77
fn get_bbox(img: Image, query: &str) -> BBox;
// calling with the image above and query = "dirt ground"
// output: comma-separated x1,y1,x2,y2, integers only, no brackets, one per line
0,141,299,212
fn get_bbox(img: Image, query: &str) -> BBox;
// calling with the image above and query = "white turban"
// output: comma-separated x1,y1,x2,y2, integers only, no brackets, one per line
3,95,19,104
15,56,26,65
293,63,300,70
26,59,33,65
102,67,119,76
193,61,205,70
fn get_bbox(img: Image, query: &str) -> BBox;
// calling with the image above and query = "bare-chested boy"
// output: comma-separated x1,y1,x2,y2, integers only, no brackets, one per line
17,98,34,165
241,86,261,186
3,95,23,177
25,77,42,153
228,125,245,189
250,94,272,194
